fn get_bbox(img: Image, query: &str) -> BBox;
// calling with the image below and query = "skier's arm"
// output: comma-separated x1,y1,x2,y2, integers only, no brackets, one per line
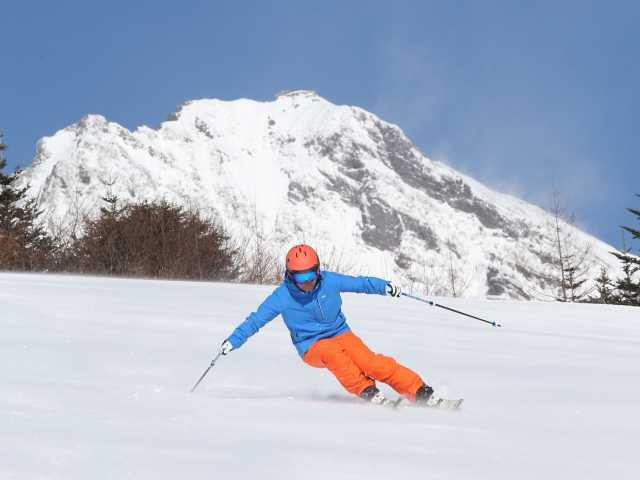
331,272,389,295
226,291,282,350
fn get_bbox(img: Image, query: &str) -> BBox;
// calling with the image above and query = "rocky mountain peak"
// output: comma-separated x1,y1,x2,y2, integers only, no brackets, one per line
18,93,619,299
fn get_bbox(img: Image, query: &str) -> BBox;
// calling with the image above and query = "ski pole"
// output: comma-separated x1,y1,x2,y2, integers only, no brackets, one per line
401,292,502,328
190,351,222,392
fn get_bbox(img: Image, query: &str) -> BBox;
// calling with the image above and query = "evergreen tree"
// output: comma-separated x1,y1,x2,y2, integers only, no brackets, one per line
589,267,618,304
0,141,53,270
564,260,589,302
611,195,640,306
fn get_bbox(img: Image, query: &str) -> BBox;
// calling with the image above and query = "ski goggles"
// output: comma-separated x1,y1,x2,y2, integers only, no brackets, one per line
289,266,319,284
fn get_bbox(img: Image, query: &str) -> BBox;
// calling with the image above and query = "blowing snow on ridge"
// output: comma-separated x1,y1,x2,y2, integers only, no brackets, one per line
19,90,618,298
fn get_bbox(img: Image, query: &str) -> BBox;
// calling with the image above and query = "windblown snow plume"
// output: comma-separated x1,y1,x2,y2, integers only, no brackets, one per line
19,90,619,298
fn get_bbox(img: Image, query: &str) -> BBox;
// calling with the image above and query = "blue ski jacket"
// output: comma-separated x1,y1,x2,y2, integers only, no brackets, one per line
227,271,389,357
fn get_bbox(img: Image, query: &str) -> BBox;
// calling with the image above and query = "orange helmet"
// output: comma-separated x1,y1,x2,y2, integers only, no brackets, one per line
286,244,320,282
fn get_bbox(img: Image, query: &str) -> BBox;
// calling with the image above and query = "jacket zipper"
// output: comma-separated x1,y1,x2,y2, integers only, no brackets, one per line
316,298,327,322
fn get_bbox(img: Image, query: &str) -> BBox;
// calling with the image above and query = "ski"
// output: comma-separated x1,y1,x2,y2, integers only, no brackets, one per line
397,396,464,410
372,397,403,409
427,397,464,410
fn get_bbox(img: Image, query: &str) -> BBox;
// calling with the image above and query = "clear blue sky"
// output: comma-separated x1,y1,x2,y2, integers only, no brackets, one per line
2,0,639,247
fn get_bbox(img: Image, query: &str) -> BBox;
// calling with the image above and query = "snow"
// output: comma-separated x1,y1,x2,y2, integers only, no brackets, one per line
1,272,638,479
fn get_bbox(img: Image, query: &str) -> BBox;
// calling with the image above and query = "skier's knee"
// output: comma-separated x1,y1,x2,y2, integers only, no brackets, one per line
366,354,398,379
322,349,347,369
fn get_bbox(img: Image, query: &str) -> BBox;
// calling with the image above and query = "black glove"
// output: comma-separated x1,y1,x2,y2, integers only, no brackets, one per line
386,282,401,298
219,339,234,355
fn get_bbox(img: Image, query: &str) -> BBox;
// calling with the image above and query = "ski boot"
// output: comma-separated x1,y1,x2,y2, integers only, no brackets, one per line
415,384,463,409
360,385,399,407
415,384,435,404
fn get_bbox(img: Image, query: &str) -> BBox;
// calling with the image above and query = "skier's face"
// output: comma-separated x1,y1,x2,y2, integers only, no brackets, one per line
289,265,319,292
297,277,318,292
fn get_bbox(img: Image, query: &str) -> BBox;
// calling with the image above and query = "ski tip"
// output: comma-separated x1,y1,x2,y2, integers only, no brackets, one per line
439,398,464,410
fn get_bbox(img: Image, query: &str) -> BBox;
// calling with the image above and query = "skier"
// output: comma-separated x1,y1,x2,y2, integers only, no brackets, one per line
219,244,435,406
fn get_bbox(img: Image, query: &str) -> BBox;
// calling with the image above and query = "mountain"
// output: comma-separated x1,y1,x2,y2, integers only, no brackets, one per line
18,90,619,298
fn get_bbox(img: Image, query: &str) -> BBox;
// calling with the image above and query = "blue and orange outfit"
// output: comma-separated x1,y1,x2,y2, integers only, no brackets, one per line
227,270,425,401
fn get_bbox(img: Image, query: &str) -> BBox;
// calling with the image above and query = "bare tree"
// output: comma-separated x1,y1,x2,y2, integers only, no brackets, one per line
233,204,282,284
529,189,594,302
319,244,358,274
72,200,236,279
406,252,445,297
442,242,474,297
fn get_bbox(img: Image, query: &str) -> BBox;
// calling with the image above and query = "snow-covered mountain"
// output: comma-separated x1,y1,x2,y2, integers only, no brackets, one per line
19,90,619,298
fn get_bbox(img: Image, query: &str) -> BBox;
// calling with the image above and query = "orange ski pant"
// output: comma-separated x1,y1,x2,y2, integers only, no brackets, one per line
303,331,424,401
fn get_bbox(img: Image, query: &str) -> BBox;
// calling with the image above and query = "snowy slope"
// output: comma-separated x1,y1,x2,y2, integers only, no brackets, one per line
19,90,620,298
1,273,638,479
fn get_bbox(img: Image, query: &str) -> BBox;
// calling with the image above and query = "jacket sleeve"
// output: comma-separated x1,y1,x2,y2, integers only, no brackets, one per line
331,272,388,295
227,290,282,349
